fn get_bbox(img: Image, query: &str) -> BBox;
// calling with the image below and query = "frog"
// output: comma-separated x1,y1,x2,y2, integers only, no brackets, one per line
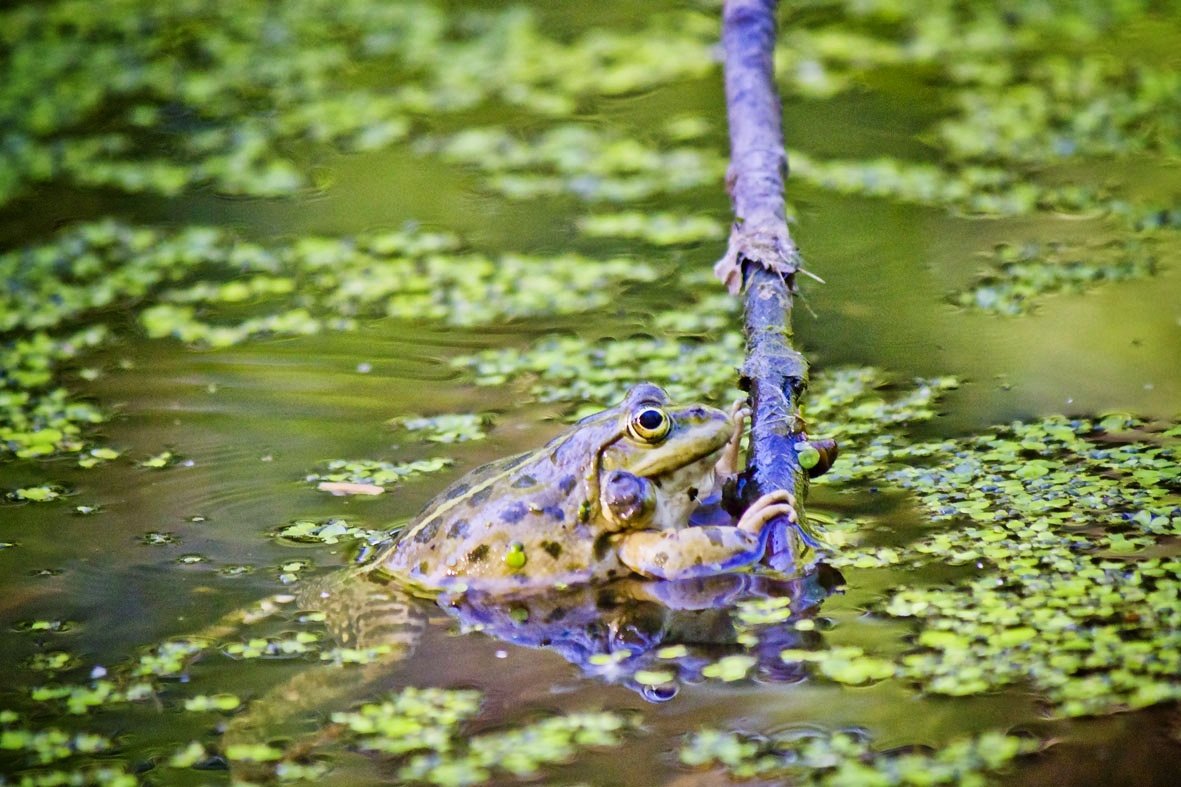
370,382,797,595
195,386,815,777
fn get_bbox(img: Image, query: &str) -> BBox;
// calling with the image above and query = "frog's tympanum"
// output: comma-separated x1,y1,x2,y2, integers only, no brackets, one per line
372,383,796,594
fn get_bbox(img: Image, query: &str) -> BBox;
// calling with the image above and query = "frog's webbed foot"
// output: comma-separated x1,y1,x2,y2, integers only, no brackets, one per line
715,399,750,478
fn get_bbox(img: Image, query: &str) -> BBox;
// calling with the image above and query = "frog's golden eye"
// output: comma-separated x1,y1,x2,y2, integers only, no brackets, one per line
628,407,671,443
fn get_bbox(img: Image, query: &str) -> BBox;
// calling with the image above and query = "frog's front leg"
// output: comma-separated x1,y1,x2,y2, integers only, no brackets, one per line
618,490,796,580
715,399,750,478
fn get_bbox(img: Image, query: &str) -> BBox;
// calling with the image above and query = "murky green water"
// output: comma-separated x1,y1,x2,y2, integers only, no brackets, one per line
2,0,1179,784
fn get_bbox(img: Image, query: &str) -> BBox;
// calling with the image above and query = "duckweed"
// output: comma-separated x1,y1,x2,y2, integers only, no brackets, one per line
29,681,154,717
656,645,689,660
938,58,1181,163
577,211,725,245
330,687,482,756
802,414,1179,716
393,413,490,444
320,645,396,666
175,554,207,565
274,760,333,783
457,331,745,412
182,693,241,713
651,294,742,336
9,767,136,787
1,328,108,462
276,559,312,585
307,458,453,489
167,741,211,769
132,639,206,679
13,620,74,634
10,486,64,503
225,742,285,763
891,416,1179,550
0,0,1167,230
790,150,1100,217
421,125,726,202
633,669,677,686
0,0,1160,218
223,632,322,661
2,219,662,466
680,727,1041,784
701,654,756,682
734,596,796,627
780,646,896,685
274,518,390,547
0,1,716,205
3,3,1180,784
398,710,637,785
24,652,77,673
0,726,112,766
883,555,1181,715
952,239,1157,315
460,331,958,457
76,448,120,469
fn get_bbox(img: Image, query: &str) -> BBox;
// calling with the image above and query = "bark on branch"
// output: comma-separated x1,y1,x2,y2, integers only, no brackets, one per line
717,0,825,574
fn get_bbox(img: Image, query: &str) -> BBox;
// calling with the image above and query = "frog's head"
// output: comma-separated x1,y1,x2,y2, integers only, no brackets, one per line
599,384,732,476
595,383,733,528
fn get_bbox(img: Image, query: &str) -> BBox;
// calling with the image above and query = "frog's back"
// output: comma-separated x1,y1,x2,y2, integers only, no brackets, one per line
375,440,624,593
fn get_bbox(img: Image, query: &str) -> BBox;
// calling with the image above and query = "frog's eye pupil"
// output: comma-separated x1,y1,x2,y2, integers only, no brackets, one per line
629,407,670,443
638,409,665,431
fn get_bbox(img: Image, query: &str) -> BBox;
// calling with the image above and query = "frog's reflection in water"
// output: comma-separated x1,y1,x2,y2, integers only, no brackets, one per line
224,564,844,775
439,566,845,700
310,567,848,703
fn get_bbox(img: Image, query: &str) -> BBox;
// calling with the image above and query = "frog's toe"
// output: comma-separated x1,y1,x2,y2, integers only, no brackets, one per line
716,400,752,477
736,489,798,533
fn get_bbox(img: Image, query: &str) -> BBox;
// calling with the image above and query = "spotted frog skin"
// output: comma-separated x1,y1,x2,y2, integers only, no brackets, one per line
372,383,795,594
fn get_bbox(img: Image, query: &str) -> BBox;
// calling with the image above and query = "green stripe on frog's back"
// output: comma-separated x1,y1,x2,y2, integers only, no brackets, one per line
395,449,539,545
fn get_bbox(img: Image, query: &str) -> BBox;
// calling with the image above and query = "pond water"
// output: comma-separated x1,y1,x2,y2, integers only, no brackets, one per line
1,0,1179,784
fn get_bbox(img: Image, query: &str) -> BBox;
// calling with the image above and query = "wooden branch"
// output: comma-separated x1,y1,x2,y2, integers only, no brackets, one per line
717,0,823,574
